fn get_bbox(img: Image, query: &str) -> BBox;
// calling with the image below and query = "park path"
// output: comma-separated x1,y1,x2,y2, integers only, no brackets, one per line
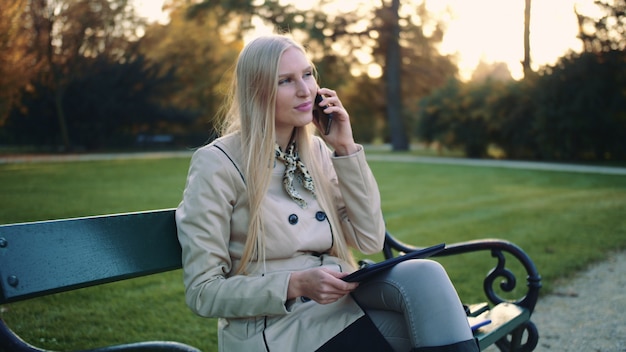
365,153,626,176
2,149,626,175
482,249,626,352
520,249,626,352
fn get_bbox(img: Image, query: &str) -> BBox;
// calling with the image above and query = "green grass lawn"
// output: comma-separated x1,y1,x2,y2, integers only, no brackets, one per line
1,155,625,351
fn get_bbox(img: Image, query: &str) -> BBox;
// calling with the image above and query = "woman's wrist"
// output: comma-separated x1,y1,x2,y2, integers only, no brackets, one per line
287,271,302,300
333,143,359,156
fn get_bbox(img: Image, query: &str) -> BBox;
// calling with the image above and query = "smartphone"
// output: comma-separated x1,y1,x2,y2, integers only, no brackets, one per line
313,94,333,135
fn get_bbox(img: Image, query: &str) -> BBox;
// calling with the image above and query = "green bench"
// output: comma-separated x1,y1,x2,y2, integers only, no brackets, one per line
0,209,541,351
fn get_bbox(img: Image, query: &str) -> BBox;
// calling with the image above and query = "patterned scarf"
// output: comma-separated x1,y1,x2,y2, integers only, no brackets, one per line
274,141,316,208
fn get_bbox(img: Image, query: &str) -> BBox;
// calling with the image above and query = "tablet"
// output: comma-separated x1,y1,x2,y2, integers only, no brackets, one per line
342,243,446,282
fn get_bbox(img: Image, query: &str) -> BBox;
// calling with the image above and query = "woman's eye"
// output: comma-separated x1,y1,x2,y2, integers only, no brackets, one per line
278,78,291,85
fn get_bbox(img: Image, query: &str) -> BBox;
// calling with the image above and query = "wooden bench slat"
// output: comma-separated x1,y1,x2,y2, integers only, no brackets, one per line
471,302,531,350
0,209,181,303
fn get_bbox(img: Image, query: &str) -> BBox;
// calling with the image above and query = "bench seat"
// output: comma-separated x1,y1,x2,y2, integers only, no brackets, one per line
1,209,541,351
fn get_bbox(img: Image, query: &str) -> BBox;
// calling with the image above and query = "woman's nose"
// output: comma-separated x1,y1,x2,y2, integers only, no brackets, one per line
296,79,309,97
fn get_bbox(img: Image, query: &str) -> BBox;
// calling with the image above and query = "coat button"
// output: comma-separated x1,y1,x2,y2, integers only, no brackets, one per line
315,211,327,221
288,214,298,225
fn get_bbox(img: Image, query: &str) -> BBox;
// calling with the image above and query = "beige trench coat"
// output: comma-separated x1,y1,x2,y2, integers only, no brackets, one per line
176,133,385,352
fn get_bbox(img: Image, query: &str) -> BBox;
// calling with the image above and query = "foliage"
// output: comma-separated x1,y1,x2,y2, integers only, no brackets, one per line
577,0,626,52
417,78,509,158
340,75,386,142
4,53,191,150
139,1,243,145
415,78,462,148
188,0,457,148
1,0,194,151
415,1,626,161
470,61,513,82
372,1,457,148
1,0,459,151
29,0,148,149
416,0,626,160
0,0,33,126
488,79,538,159
4,0,624,158
533,50,626,160
416,50,626,161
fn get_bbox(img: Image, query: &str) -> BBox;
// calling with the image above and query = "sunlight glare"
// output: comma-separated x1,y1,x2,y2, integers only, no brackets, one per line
132,0,169,24
134,0,592,81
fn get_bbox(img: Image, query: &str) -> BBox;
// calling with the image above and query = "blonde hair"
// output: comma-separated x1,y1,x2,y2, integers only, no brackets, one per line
218,35,356,274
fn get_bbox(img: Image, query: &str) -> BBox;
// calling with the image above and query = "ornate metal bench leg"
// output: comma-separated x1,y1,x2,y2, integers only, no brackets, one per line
0,318,42,352
495,321,539,352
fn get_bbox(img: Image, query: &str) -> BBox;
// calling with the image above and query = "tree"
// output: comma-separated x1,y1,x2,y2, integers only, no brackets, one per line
533,51,626,160
188,0,456,149
489,80,538,159
139,1,243,141
523,0,532,77
5,46,186,150
471,60,513,82
416,78,462,149
576,0,626,52
0,0,34,127
15,0,146,150
3,0,190,151
370,1,457,149
382,0,407,150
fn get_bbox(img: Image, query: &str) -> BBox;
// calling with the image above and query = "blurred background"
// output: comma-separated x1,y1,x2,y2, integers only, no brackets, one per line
1,0,624,161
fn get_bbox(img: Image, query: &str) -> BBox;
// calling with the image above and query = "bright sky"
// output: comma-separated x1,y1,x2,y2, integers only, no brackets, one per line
133,0,598,80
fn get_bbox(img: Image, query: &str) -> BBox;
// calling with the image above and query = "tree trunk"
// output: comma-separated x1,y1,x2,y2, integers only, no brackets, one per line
54,86,70,151
523,0,532,77
385,0,409,151
32,0,71,150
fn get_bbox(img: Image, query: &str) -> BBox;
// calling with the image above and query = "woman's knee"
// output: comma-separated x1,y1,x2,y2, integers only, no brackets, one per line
392,259,448,281
353,259,456,310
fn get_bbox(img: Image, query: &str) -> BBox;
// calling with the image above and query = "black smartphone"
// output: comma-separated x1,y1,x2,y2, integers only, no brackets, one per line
313,94,333,135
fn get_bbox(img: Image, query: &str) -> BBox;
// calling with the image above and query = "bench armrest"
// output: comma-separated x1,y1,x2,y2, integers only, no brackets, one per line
383,233,542,313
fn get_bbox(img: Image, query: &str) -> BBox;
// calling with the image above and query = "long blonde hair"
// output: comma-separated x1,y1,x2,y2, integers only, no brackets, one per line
218,35,356,274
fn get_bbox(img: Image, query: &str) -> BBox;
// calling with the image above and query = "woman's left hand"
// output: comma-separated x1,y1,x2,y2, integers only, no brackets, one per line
287,267,358,305
314,88,359,156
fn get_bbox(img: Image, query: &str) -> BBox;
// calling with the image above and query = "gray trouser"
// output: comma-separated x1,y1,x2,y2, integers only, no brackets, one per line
352,259,474,351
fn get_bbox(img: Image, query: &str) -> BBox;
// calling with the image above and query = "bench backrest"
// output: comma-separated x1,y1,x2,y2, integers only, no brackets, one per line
0,209,181,304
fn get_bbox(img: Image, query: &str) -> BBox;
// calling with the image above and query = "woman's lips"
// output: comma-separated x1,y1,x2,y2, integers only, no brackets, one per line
295,101,312,112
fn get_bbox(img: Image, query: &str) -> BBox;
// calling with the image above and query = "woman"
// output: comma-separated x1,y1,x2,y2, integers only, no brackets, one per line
176,35,479,352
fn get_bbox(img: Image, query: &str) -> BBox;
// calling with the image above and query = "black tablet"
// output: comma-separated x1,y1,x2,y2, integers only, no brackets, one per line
342,243,446,282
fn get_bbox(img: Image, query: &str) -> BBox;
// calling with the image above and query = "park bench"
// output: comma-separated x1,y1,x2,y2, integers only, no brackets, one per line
0,209,541,351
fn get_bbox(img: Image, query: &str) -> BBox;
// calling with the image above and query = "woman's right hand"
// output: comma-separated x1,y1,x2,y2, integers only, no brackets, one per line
287,267,359,305
315,88,358,156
